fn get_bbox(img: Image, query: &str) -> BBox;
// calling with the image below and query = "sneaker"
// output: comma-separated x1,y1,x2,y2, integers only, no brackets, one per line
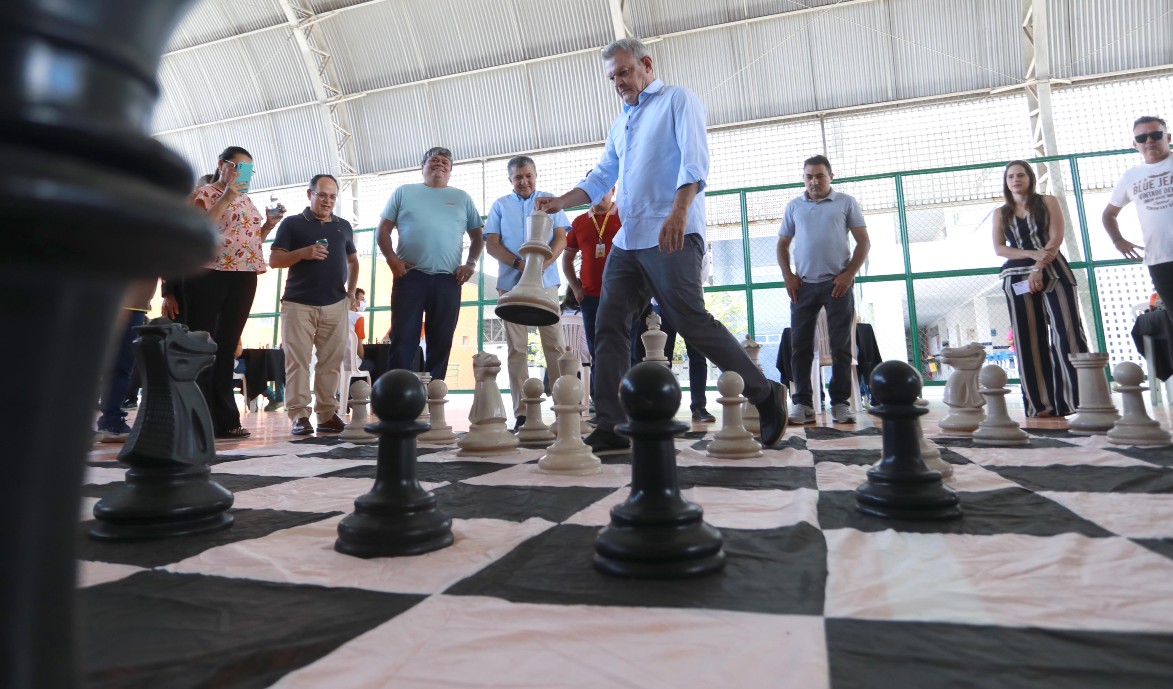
317,414,347,434
97,419,132,443
584,427,631,455
264,398,284,413
512,415,526,433
755,381,789,447
691,408,716,423
291,417,313,435
831,403,856,424
788,403,817,425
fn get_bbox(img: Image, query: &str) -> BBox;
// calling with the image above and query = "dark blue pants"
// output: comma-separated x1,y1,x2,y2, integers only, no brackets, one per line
790,279,854,408
581,294,599,397
389,270,461,380
98,310,147,430
660,309,710,411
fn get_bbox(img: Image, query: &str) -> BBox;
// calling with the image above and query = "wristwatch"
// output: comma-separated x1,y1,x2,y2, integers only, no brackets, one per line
512,257,521,269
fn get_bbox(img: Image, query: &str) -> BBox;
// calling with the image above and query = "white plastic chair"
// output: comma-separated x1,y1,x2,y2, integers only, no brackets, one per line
560,312,591,408
338,328,371,419
232,369,254,413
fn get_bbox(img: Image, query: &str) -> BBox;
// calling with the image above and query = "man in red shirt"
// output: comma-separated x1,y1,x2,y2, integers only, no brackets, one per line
563,186,620,389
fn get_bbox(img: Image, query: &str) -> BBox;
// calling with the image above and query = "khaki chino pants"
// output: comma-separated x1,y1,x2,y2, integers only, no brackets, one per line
499,285,565,417
281,297,350,422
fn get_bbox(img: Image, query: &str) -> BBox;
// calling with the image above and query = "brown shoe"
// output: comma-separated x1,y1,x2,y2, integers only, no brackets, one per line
291,417,313,435
316,414,346,433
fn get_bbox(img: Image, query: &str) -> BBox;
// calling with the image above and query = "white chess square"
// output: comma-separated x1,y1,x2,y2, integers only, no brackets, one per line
267,595,830,689
461,462,632,488
824,529,1173,633
166,515,554,595
564,487,819,531
1039,491,1173,539
947,445,1155,468
211,454,373,478
232,476,446,514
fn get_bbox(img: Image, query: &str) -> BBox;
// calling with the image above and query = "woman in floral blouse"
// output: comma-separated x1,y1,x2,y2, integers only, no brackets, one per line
188,146,285,439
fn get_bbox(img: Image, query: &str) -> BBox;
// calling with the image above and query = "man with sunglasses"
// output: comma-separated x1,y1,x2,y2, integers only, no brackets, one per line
270,174,360,436
1103,116,1173,305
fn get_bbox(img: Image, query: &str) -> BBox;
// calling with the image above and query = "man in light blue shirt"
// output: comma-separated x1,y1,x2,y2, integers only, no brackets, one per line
485,156,569,429
377,146,485,380
777,154,870,426
538,37,787,453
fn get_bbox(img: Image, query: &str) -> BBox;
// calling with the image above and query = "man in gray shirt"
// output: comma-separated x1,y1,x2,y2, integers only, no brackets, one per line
777,155,871,425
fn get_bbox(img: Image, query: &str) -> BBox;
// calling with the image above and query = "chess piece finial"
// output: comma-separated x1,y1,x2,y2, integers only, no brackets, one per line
91,319,234,540
595,362,726,578
336,369,453,557
1108,362,1171,446
855,360,961,521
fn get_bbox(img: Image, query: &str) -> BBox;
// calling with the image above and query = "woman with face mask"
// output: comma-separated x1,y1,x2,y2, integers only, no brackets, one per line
186,146,286,439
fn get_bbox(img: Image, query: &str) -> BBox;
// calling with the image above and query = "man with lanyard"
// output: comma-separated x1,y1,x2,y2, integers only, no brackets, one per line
377,146,485,380
564,185,620,399
537,37,787,453
484,155,569,431
269,174,360,435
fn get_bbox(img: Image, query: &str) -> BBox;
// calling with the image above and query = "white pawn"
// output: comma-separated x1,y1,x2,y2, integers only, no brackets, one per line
915,398,952,479
538,374,601,475
415,372,432,425
973,365,1030,446
741,338,762,434
458,352,519,456
707,372,762,459
517,378,556,446
1108,362,1171,446
559,346,591,435
938,342,987,437
1068,352,1120,435
641,311,669,366
418,379,457,444
338,380,378,444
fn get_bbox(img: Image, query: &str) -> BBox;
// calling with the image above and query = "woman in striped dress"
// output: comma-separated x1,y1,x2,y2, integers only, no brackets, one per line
992,160,1089,418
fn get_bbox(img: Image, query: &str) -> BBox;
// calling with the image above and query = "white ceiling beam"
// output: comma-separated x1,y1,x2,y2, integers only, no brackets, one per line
608,0,631,40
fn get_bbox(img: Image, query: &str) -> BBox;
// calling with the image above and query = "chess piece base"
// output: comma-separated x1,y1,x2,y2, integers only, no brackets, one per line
855,469,961,521
419,428,458,444
1069,408,1120,435
1108,424,1172,446
706,436,763,459
339,428,379,444
537,448,601,475
90,468,235,541
335,498,453,558
938,408,985,437
494,302,559,327
594,520,726,579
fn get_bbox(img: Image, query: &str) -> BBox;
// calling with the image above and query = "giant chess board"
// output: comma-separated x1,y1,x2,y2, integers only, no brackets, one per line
78,425,1173,688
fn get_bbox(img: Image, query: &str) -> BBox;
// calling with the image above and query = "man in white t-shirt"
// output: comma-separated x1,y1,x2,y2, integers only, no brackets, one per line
1103,115,1173,305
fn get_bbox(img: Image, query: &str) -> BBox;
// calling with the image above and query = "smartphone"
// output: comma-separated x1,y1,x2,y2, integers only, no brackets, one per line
234,161,254,192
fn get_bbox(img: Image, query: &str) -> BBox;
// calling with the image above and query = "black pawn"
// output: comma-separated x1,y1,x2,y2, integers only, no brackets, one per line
335,369,453,557
594,362,726,578
91,319,234,540
855,360,961,520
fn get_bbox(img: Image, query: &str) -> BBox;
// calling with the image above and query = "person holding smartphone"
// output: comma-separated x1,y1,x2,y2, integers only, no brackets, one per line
188,145,286,439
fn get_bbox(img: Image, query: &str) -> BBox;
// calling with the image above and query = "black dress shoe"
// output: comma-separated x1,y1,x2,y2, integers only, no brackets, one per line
512,415,526,433
754,380,788,448
691,407,716,422
584,427,631,455
291,417,313,435
317,414,347,433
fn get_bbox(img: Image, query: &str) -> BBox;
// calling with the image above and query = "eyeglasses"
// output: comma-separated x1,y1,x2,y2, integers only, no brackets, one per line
1135,131,1167,144
312,192,338,201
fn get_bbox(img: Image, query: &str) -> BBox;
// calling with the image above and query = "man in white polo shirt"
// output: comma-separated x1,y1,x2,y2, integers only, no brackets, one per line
777,154,871,426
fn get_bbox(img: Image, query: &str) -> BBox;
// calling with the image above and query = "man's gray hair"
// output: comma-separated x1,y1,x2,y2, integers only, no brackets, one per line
602,37,650,61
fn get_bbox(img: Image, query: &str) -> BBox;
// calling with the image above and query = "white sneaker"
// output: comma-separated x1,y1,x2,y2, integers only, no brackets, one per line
831,403,856,424
788,403,816,425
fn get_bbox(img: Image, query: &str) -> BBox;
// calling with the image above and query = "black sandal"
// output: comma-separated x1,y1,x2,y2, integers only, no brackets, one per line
215,427,251,439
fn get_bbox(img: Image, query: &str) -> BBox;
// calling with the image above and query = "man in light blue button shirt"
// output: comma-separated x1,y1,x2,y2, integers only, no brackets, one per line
538,37,788,453
485,156,569,429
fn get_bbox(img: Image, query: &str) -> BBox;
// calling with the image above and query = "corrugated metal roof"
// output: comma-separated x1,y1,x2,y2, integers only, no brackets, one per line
152,0,1173,190
1049,0,1173,79
164,0,286,53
